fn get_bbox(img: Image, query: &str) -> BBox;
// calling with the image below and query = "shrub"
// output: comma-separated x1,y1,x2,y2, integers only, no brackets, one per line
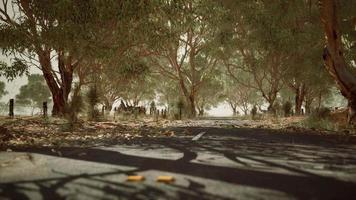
176,99,184,120
251,105,257,120
311,107,331,119
86,86,100,121
300,107,338,131
300,116,337,131
63,84,84,131
283,101,292,117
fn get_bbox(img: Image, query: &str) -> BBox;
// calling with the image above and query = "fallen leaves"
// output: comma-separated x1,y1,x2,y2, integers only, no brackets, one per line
0,117,176,150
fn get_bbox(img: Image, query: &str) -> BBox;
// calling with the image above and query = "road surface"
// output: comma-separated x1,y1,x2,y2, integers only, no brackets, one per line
1,125,356,200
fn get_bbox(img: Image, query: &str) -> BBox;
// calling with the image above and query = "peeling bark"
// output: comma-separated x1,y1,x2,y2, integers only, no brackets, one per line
38,49,74,117
319,0,356,123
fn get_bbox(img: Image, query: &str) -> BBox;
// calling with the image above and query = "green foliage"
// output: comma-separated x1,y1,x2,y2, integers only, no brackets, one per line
299,106,337,131
251,105,258,120
223,77,261,115
196,73,225,114
282,101,292,117
15,74,51,114
0,0,352,120
0,59,29,81
0,81,7,99
149,101,156,115
86,85,100,121
63,84,84,131
311,107,332,119
300,116,337,131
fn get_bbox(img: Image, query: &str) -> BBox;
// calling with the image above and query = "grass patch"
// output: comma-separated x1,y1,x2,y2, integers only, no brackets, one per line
299,116,339,131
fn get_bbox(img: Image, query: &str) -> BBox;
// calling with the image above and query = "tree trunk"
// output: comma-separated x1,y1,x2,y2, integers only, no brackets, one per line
232,110,237,116
305,98,313,115
317,91,322,111
38,49,73,117
267,101,275,114
188,94,196,118
229,102,237,116
320,0,356,123
105,102,113,111
198,108,204,116
177,76,196,118
51,90,67,116
295,84,305,115
233,108,239,116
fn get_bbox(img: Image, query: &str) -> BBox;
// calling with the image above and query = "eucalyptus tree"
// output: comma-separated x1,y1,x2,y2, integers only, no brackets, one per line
156,75,180,111
96,51,156,110
223,77,261,116
319,0,356,123
195,71,224,116
0,0,156,116
16,74,51,115
143,0,223,117
218,0,342,116
218,1,293,112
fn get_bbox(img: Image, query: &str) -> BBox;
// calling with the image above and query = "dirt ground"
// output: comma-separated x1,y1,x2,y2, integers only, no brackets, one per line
1,116,355,151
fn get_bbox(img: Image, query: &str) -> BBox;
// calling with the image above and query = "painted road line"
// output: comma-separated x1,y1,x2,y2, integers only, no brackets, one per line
192,131,206,141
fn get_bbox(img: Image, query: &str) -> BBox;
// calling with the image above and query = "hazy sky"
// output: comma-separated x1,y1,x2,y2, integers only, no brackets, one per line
1,53,44,101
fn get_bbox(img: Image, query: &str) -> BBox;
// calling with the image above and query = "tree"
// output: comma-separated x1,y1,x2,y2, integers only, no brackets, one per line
96,52,156,110
0,80,7,99
16,74,51,115
144,0,223,117
156,75,181,112
195,73,224,116
319,0,356,123
220,1,292,113
0,0,157,116
224,78,261,116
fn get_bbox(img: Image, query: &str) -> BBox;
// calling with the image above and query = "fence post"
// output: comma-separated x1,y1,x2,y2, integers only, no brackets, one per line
43,101,48,118
102,105,105,116
9,99,14,118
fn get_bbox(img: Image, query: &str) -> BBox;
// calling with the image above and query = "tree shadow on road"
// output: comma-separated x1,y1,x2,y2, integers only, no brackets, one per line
1,127,356,200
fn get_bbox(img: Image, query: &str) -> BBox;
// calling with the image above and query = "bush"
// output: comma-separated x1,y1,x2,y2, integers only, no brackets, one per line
283,101,292,117
300,116,337,131
64,84,84,131
300,107,338,131
176,99,184,120
311,107,331,119
86,86,100,121
251,105,257,120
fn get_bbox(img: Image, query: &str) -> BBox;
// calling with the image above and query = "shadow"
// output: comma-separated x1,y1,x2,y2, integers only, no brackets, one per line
1,127,356,199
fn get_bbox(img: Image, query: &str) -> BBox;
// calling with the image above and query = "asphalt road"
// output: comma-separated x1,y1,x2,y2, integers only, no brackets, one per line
1,126,356,200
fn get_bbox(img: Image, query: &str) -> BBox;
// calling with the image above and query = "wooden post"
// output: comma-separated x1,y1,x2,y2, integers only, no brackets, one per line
9,99,14,118
163,109,167,119
43,101,48,118
114,107,117,120
102,105,105,116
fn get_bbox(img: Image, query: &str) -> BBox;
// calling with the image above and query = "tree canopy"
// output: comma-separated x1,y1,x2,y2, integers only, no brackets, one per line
16,74,51,115
0,0,354,120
